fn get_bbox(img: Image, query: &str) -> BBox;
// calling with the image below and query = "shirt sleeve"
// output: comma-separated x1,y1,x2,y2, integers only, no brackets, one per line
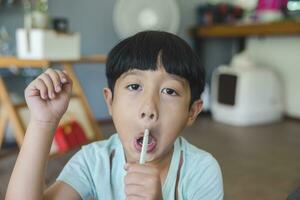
186,155,224,200
56,149,95,200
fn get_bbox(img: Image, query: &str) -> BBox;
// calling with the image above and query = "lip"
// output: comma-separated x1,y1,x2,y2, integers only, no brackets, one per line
133,133,157,153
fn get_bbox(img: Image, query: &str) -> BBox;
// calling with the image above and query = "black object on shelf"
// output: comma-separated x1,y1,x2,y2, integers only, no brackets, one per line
0,0,20,7
52,18,69,33
196,3,244,26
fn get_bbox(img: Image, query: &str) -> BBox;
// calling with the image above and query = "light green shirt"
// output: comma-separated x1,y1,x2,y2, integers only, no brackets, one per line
57,134,223,200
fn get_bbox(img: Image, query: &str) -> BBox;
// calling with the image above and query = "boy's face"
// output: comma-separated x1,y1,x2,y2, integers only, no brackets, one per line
103,66,202,163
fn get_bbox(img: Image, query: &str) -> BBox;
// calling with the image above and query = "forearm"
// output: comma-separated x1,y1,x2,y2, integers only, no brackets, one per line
5,120,58,200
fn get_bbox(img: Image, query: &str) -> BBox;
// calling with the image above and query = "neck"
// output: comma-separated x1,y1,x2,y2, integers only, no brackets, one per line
146,147,174,171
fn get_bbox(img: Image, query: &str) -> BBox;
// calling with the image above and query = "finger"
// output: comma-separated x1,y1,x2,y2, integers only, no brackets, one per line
61,70,73,93
125,184,145,197
125,172,158,188
54,69,68,84
34,78,48,100
45,69,62,93
61,70,72,84
26,88,40,97
125,172,146,186
125,163,159,176
39,73,56,99
125,195,144,200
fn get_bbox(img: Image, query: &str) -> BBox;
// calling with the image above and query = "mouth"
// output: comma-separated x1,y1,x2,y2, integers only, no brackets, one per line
134,132,157,153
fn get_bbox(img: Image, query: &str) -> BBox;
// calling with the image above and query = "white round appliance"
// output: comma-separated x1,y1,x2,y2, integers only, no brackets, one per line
113,0,180,38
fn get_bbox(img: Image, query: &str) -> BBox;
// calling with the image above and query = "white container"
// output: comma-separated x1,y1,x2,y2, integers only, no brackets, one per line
16,28,80,60
211,65,284,126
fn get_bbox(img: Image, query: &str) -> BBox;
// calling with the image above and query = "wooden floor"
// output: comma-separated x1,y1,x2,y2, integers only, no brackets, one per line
1,115,300,200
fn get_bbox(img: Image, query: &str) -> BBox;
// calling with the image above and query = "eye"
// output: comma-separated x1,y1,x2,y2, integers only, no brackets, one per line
127,84,142,91
161,88,178,96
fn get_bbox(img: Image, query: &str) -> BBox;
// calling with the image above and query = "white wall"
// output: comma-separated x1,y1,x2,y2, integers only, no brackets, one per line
247,36,300,118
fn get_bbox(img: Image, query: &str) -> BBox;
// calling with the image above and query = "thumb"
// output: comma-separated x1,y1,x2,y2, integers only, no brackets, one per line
26,88,40,97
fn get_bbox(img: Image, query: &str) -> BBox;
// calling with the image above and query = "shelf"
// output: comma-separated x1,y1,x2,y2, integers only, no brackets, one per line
191,20,300,38
0,55,107,68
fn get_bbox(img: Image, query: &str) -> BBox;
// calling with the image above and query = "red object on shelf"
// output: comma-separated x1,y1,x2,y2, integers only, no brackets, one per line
72,121,88,145
54,120,88,153
54,126,70,152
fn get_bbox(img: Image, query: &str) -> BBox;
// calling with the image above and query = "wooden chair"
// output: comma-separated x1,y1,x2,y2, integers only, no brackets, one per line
0,55,106,155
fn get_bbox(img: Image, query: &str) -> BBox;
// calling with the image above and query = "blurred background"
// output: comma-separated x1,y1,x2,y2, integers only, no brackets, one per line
1,0,300,199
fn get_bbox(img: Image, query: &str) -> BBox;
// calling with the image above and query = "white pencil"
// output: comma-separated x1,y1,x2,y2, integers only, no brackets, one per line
139,129,149,164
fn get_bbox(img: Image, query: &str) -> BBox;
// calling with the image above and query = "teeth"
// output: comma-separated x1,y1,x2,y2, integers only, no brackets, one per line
138,137,143,145
137,135,152,145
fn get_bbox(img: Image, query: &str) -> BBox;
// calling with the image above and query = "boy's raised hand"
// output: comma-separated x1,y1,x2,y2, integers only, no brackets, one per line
24,68,73,125
124,163,163,200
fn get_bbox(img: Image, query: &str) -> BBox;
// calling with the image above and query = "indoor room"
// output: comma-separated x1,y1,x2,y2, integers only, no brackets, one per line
1,0,300,199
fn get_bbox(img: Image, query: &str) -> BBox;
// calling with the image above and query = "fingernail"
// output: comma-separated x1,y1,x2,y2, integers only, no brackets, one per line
62,78,67,83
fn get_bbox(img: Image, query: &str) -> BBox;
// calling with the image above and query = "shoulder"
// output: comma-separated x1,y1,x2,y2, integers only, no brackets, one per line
179,137,224,199
56,134,121,199
80,133,120,157
179,137,218,167
59,133,120,174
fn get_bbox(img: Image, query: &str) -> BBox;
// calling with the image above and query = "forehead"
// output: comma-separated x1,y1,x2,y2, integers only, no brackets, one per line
120,68,188,86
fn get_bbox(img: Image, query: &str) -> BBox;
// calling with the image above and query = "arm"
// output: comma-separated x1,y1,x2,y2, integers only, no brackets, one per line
44,181,81,200
5,69,80,200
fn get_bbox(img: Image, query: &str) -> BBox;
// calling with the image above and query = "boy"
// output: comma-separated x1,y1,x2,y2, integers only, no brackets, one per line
6,31,223,200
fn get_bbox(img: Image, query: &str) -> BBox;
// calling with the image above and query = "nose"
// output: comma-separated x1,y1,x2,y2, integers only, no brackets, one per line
140,112,156,120
139,98,159,122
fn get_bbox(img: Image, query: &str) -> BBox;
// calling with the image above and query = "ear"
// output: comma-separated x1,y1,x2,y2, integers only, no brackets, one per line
103,87,113,116
186,99,203,126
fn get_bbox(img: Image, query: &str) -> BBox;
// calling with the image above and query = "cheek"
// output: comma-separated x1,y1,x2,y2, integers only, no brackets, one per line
160,98,190,117
113,92,135,115
158,115,187,152
111,94,137,131
160,110,188,131
159,100,190,135
159,102,189,131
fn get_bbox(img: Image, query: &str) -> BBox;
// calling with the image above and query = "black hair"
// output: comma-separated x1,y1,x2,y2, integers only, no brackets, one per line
106,30,205,107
